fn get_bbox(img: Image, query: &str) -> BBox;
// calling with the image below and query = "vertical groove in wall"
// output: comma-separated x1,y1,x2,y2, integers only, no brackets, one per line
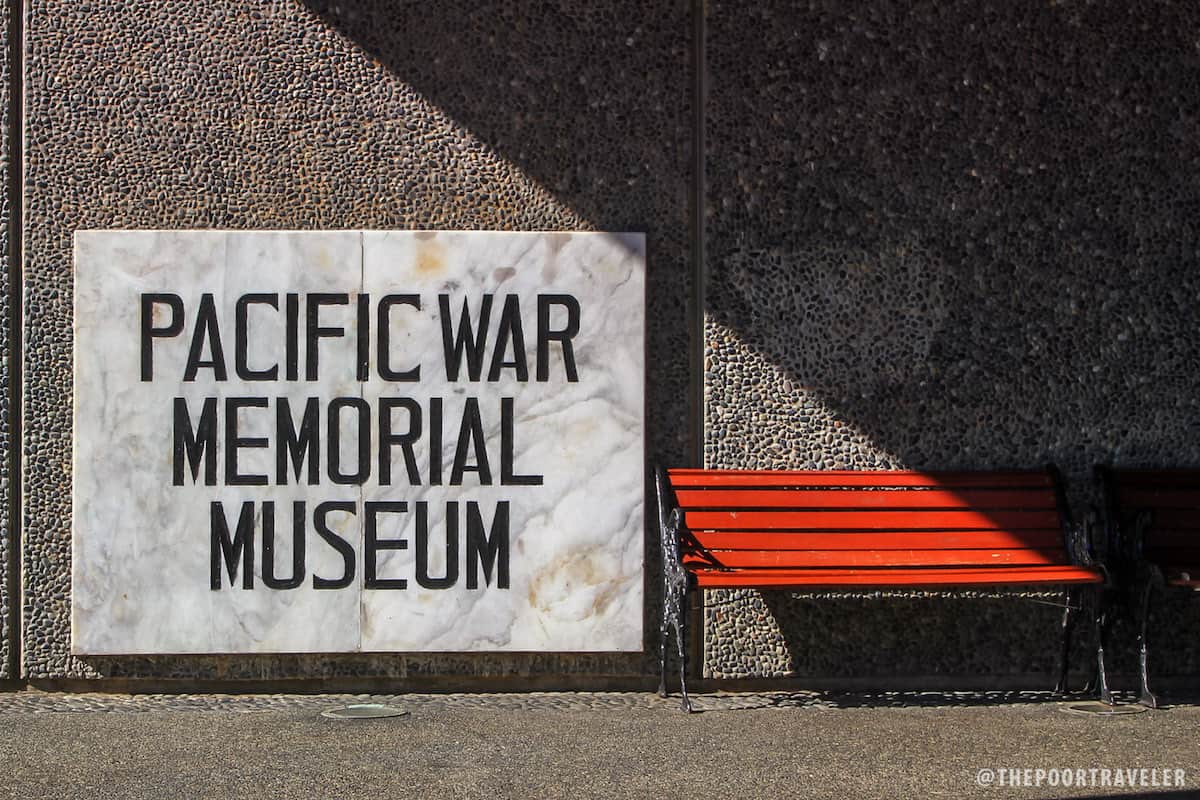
688,0,707,674
4,0,22,680
689,0,706,469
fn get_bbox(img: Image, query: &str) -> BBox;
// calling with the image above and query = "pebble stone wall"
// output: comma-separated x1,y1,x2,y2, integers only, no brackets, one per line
0,0,10,681
19,0,691,681
704,1,1200,680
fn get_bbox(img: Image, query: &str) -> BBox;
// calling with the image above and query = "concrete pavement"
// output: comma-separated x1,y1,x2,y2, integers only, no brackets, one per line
0,690,1197,799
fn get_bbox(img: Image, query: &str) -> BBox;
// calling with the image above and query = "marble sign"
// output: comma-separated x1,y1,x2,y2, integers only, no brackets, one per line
72,230,645,654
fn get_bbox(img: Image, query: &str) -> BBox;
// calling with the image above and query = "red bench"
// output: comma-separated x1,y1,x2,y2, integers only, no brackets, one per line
1097,466,1200,708
656,466,1108,711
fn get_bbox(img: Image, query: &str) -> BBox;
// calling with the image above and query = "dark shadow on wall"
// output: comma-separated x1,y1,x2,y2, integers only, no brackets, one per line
752,591,1086,685
701,1,1200,683
706,0,1200,476
302,2,692,231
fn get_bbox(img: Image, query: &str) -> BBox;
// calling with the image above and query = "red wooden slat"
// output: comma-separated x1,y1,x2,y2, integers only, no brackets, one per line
681,548,1070,569
1143,548,1200,563
683,509,1060,531
1112,470,1200,489
1116,488,1200,510
672,488,1057,511
1140,530,1200,548
1164,568,1200,587
667,469,1053,489
684,530,1064,551
1140,510,1200,530
691,565,1103,588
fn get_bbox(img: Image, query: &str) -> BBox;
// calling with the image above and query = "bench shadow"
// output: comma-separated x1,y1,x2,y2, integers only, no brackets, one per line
1050,794,1198,800
751,591,1089,685
684,689,1061,713
683,686,1195,713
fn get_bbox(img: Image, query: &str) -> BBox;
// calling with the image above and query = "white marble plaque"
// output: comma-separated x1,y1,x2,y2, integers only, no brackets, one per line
72,230,645,654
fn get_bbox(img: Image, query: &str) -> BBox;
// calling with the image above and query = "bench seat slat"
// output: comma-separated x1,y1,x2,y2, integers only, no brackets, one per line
1165,568,1200,588
1132,509,1200,530
685,530,1064,551
1140,526,1200,535
1144,549,1200,565
691,565,1103,588
672,488,1057,511
1104,470,1200,566
1135,531,1200,549
682,548,1070,569
667,469,1053,489
683,509,1060,531
1116,488,1200,509
1108,470,1200,490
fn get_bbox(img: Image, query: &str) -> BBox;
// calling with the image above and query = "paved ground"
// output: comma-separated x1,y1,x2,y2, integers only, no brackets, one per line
0,689,1197,799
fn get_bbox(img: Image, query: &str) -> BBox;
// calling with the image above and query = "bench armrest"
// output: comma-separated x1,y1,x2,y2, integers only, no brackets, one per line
1108,506,1151,571
654,466,688,588
1126,510,1168,585
1073,511,1100,569
1128,510,1150,562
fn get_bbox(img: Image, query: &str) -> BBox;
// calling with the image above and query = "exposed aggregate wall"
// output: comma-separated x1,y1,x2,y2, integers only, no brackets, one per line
703,1,1200,681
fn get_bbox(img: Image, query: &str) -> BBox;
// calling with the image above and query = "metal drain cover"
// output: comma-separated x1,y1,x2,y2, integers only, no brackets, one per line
1061,701,1149,716
321,704,410,720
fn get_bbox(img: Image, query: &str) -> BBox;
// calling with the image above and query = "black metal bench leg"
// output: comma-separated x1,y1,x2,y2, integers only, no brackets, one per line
1055,587,1080,694
1136,579,1158,709
1091,586,1114,705
676,594,693,713
658,603,669,699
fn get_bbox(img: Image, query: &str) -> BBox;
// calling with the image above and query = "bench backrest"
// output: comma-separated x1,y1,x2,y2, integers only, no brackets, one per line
663,468,1075,571
1097,466,1200,567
